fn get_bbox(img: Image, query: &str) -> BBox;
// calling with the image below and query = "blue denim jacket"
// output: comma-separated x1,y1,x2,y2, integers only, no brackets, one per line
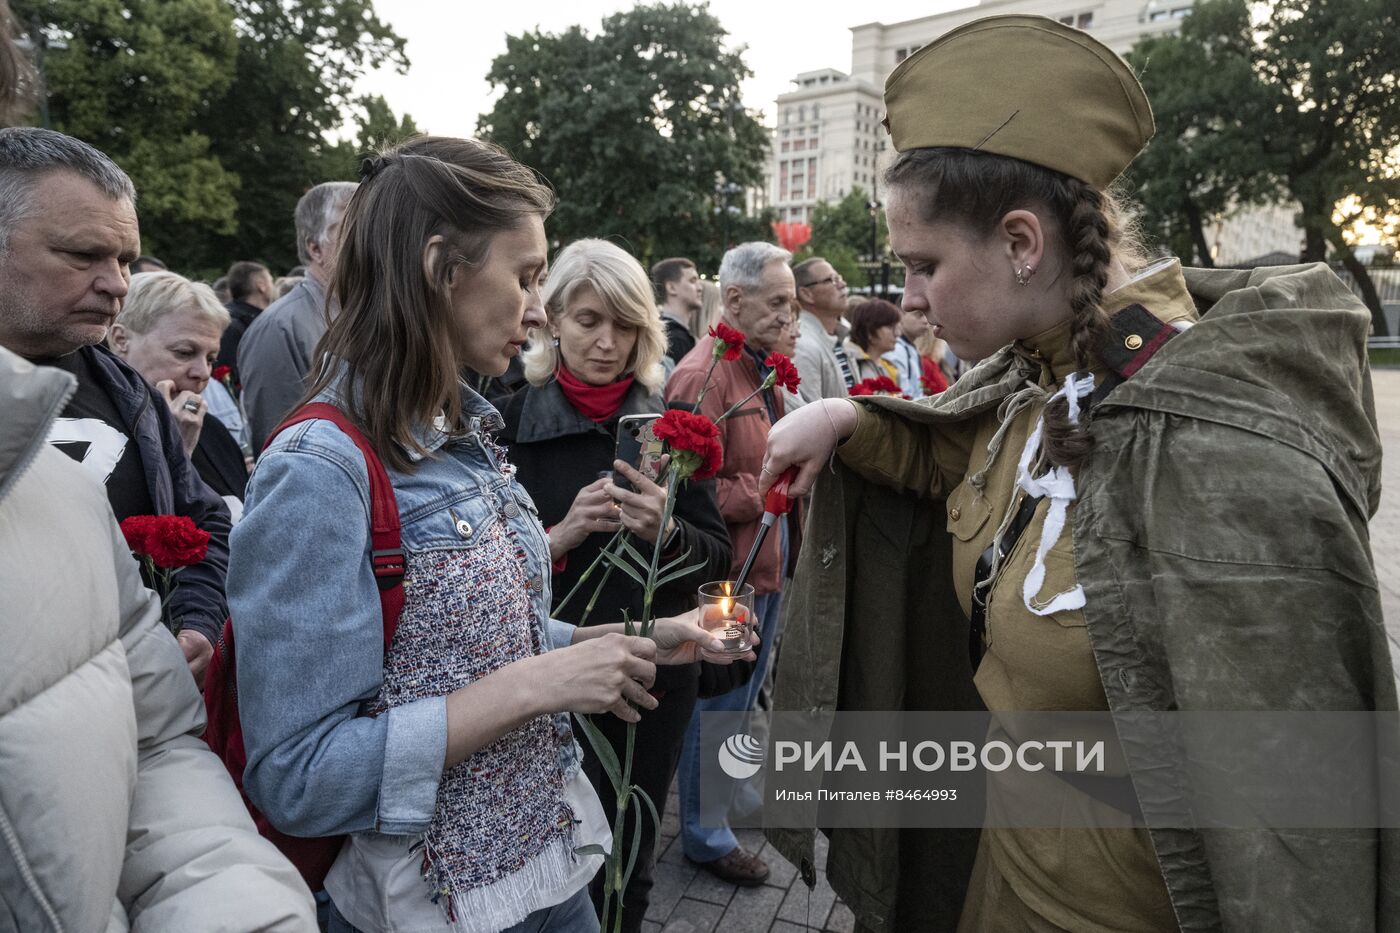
227,383,581,838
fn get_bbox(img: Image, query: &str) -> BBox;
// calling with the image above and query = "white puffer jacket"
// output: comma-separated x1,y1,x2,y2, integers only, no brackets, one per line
0,346,317,932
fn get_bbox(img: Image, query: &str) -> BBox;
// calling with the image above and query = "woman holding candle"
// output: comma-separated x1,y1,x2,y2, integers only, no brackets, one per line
758,14,1391,933
498,237,732,933
228,136,749,933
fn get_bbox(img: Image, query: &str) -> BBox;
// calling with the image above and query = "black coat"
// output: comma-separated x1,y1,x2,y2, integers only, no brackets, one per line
217,299,261,388
497,379,733,687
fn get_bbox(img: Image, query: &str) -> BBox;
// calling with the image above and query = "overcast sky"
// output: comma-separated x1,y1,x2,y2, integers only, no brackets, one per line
355,0,970,137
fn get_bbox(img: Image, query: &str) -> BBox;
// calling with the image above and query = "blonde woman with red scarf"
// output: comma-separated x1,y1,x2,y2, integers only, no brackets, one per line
498,238,733,933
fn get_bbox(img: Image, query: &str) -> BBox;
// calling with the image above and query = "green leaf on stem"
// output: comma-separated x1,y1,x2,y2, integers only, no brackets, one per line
657,546,694,575
619,792,645,903
574,713,624,792
632,784,662,840
600,548,649,589
617,535,652,574
653,560,708,590
574,843,612,858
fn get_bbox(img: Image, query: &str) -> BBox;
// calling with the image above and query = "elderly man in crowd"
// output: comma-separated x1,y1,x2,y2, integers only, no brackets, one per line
665,241,796,887
0,126,232,681
237,181,355,450
791,256,857,404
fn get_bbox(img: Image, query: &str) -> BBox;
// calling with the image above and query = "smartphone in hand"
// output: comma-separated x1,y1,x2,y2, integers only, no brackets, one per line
613,413,664,491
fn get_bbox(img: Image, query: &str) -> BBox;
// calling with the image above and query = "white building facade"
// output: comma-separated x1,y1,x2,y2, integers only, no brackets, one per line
769,0,1196,225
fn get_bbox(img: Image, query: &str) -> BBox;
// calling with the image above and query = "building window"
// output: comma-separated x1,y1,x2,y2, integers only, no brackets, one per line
812,103,821,119
781,141,790,153
1149,9,1168,20
1077,12,1093,27
798,105,806,122
793,139,806,152
1170,6,1190,16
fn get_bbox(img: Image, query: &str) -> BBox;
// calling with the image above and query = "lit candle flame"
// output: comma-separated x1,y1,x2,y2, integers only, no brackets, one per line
719,581,733,618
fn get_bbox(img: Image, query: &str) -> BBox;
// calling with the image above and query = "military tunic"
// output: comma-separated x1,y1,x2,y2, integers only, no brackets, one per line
839,260,1197,931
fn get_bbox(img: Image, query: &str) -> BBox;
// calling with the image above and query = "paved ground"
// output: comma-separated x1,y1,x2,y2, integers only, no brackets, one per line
644,368,1400,933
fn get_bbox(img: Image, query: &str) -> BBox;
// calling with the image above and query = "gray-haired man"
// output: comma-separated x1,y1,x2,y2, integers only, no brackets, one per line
0,126,232,681
665,241,797,887
237,181,355,450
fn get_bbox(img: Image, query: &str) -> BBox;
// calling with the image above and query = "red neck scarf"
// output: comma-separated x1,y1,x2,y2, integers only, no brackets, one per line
555,365,635,423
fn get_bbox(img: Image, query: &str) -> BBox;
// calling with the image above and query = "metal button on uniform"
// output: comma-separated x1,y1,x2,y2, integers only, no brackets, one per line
1125,334,1144,350
950,507,962,521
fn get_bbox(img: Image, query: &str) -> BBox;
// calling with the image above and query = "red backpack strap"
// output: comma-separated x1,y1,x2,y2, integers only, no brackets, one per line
267,403,404,642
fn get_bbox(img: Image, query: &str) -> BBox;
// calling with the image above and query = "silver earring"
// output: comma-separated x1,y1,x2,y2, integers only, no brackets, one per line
1014,263,1034,287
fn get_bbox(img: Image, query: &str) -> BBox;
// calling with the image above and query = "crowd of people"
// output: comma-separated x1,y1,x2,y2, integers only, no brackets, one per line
0,119,938,932
0,8,1391,933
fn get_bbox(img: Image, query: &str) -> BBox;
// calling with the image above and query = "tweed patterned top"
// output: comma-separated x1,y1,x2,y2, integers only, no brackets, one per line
367,468,579,925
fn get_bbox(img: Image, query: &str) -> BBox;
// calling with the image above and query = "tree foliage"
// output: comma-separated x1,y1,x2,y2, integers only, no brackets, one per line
15,0,242,264
1126,0,1400,331
189,0,408,274
795,186,901,291
17,0,410,276
478,1,771,271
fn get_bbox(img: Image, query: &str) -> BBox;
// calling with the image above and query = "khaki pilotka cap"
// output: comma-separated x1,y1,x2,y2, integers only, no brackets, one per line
881,14,1154,188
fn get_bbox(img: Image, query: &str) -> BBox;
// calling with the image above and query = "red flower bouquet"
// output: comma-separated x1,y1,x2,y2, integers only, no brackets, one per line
654,409,724,481
120,514,210,632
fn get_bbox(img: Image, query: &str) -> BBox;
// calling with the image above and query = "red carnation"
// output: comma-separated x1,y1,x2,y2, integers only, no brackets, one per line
119,515,161,556
122,514,210,568
708,323,746,362
211,364,232,382
654,409,724,480
850,375,903,398
764,352,801,393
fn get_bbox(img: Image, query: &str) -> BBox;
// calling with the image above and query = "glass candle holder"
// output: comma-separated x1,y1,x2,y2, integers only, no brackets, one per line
697,581,756,655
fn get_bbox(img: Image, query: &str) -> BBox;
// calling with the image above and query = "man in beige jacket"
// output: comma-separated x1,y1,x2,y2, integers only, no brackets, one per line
0,344,316,931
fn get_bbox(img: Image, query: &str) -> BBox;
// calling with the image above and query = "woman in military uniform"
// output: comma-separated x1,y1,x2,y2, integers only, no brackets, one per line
759,14,1393,933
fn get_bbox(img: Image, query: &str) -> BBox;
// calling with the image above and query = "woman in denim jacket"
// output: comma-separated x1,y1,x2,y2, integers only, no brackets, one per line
228,136,748,933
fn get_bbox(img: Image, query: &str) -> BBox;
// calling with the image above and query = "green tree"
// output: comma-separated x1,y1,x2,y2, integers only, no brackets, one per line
191,0,409,273
322,94,423,182
18,0,410,277
1126,0,1400,333
15,0,241,265
478,1,770,271
797,186,901,292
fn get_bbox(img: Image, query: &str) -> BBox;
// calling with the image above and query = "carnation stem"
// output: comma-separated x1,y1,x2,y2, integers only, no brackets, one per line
717,379,774,424
692,356,721,412
552,529,625,617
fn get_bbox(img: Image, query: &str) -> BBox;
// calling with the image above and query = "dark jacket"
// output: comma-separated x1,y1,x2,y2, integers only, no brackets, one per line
767,264,1396,932
662,314,696,366
498,379,732,688
192,414,249,501
217,299,261,389
82,344,233,646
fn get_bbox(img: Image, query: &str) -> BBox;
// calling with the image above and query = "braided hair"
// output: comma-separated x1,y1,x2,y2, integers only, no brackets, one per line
884,148,1140,467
